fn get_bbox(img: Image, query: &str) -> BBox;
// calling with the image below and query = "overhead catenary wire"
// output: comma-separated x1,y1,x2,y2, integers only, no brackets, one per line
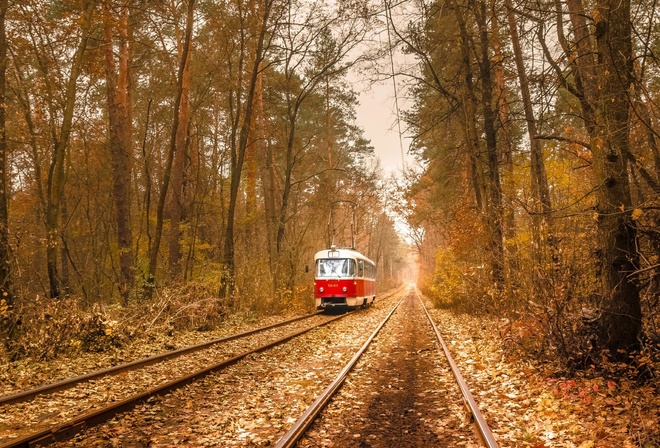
384,0,406,171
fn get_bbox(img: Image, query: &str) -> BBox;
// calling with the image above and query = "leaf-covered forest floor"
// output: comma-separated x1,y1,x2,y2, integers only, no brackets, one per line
1,289,659,447
0,311,293,397
430,306,660,447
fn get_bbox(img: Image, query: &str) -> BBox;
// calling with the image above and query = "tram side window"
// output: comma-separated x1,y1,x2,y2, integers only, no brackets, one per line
358,260,364,277
368,264,375,280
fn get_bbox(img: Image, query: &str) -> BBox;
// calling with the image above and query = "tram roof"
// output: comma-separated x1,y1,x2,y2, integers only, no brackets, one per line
314,247,375,265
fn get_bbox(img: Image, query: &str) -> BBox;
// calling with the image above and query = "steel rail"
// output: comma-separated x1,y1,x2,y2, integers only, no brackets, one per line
0,312,324,406
415,287,500,448
274,297,404,448
0,312,353,448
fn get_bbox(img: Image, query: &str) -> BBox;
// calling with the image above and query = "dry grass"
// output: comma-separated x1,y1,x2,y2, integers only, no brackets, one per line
0,282,315,365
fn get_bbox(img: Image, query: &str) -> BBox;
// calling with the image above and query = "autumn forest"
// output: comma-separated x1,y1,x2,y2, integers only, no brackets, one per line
0,0,409,336
0,0,659,444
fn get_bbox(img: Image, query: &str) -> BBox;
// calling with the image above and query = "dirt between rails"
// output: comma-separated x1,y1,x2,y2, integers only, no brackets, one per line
298,292,476,448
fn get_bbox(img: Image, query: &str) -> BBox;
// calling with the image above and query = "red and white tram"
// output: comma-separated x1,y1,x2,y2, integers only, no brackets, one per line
314,246,376,310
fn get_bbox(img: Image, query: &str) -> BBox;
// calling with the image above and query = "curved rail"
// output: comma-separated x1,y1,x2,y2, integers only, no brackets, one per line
0,312,322,406
0,312,354,448
415,287,500,448
275,298,404,448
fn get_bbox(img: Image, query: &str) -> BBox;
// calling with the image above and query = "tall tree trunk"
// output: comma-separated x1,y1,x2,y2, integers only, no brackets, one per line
59,197,70,295
323,77,338,250
168,15,191,282
0,0,12,309
11,55,47,216
454,0,486,214
220,0,273,298
183,133,200,281
474,0,505,286
505,0,552,259
245,120,258,240
275,118,297,255
104,0,134,303
562,0,597,133
592,0,641,353
45,0,97,299
139,99,153,279
245,0,260,243
256,63,277,286
551,0,642,354
147,0,194,297
490,0,516,245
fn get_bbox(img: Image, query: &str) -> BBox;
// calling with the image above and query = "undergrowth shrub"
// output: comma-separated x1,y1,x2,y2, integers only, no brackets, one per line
426,240,659,386
2,296,127,362
144,282,229,332
0,278,315,365
422,249,501,315
422,227,654,372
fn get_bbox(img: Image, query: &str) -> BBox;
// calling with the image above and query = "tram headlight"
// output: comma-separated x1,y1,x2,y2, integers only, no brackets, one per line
342,286,347,292
319,287,324,293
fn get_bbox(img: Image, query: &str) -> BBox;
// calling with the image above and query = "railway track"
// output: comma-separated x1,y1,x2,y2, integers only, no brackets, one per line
0,288,402,447
0,313,323,406
276,286,500,448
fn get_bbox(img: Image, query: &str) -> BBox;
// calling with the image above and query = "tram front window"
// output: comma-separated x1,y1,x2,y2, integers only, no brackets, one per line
317,259,355,277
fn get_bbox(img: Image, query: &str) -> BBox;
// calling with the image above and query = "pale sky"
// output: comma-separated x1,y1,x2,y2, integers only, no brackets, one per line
356,80,415,174
351,2,419,176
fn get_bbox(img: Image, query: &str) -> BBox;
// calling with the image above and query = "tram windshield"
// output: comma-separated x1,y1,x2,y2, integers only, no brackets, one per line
316,258,355,278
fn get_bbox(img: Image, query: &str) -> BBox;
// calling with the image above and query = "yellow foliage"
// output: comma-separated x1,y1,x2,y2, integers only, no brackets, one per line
631,208,644,220
427,248,491,312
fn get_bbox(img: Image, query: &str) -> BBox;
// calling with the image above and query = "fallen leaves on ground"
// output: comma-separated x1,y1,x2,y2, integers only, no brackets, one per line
426,305,660,447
